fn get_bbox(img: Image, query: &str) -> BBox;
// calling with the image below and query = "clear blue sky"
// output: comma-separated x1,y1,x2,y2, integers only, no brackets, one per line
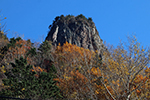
1,0,150,47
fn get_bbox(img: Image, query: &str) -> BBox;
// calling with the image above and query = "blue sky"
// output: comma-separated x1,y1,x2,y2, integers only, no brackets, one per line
1,0,150,47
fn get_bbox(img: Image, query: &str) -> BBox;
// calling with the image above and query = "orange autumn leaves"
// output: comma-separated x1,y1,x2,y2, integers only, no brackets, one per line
3,37,149,99
54,70,88,97
53,41,150,99
4,38,47,78
53,42,98,98
55,41,95,67
30,65,47,78
90,67,101,76
4,39,32,67
133,75,147,94
8,39,31,58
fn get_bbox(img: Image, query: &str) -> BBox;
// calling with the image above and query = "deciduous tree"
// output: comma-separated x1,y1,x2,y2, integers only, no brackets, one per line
99,36,150,100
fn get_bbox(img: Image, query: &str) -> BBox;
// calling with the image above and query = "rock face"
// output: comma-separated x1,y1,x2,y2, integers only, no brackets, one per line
46,14,106,54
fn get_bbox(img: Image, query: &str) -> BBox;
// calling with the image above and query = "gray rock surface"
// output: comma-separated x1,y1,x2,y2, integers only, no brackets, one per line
46,15,106,55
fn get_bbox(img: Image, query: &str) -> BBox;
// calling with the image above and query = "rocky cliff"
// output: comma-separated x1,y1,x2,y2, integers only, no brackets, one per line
45,14,106,54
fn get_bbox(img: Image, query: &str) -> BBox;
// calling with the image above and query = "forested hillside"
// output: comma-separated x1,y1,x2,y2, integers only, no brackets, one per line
0,15,150,100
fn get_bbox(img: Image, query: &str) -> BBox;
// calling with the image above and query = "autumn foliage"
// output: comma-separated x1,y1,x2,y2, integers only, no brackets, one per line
52,37,150,100
52,42,98,99
0,26,150,100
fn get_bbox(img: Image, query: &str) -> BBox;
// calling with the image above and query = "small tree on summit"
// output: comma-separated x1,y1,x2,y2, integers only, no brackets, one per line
88,17,93,22
76,14,87,20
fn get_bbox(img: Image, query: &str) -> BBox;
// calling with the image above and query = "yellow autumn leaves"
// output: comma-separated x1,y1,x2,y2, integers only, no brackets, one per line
0,65,6,73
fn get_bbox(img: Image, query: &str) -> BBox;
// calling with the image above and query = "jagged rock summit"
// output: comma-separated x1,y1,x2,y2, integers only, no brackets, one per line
46,14,105,54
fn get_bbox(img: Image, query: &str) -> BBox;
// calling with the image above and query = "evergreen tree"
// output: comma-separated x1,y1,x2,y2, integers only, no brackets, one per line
0,56,62,100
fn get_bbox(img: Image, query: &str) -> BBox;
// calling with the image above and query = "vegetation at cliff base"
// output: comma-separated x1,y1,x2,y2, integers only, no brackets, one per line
0,14,150,100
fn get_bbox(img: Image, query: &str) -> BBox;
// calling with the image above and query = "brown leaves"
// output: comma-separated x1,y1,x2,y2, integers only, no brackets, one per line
53,41,99,99
100,36,150,100
54,70,89,99
30,65,47,78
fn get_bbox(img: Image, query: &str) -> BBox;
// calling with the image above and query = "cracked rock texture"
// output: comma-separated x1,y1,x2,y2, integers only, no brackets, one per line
46,15,106,55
